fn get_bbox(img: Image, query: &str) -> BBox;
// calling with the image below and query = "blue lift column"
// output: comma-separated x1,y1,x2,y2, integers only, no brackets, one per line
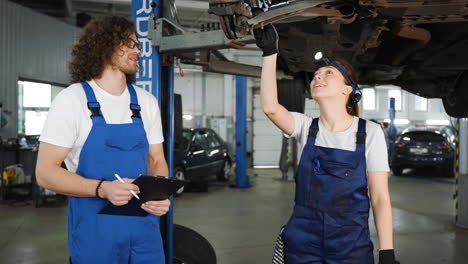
163,64,175,262
132,1,175,263
235,75,251,188
132,0,161,102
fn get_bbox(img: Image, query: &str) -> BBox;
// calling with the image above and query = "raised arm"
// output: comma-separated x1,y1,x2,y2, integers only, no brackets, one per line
260,54,295,135
254,24,295,135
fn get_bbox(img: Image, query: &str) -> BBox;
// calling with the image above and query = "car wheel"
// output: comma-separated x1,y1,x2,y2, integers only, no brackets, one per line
216,159,231,182
173,224,217,264
444,166,455,178
443,71,468,117
392,166,403,176
174,167,186,197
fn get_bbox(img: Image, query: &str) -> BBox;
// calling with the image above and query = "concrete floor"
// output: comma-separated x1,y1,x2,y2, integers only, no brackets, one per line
1,168,468,264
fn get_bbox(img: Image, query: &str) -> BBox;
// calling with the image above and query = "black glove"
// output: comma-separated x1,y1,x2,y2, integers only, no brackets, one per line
253,24,279,57
379,249,400,264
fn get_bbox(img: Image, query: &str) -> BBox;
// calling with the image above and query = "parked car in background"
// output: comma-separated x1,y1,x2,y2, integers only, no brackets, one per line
173,128,232,196
391,126,455,177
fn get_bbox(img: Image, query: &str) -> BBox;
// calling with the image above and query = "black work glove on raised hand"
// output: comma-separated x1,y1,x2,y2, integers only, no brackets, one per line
253,24,279,57
379,249,400,264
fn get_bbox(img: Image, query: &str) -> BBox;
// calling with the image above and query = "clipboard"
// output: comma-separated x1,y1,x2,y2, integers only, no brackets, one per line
98,175,188,216
132,175,187,203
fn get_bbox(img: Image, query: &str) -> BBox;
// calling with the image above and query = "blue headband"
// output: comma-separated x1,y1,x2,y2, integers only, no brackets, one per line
318,57,357,94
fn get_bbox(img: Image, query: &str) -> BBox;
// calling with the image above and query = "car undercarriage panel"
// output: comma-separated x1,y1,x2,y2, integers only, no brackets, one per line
206,0,468,115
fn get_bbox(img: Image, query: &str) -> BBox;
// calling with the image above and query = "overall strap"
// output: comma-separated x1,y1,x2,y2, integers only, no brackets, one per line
80,82,105,125
307,118,320,145
127,84,142,123
356,118,367,153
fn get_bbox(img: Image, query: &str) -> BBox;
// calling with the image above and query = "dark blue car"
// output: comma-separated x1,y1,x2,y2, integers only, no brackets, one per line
391,126,455,177
173,128,231,195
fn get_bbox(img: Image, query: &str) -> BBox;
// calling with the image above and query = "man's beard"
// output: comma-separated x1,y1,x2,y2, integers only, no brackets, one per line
113,56,138,75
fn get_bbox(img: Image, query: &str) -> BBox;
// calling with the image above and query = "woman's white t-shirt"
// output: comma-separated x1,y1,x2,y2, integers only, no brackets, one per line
285,113,390,172
39,80,164,173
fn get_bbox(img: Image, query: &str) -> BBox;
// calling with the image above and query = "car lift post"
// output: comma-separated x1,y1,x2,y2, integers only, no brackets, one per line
132,0,175,262
235,75,251,188
457,119,468,228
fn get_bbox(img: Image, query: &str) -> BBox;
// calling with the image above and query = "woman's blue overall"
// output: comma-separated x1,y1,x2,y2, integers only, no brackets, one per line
67,82,165,263
282,118,374,264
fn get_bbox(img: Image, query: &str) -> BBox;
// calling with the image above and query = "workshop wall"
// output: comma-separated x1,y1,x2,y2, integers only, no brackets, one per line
0,0,78,139
362,85,450,122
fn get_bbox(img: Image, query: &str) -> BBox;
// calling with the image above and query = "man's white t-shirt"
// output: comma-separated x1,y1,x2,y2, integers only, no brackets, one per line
39,80,164,173
285,113,390,172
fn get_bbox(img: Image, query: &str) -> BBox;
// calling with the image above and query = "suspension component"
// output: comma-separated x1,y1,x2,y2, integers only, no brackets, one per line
209,0,267,39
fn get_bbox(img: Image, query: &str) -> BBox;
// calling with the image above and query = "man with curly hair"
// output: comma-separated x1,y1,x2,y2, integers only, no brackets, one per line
36,16,169,263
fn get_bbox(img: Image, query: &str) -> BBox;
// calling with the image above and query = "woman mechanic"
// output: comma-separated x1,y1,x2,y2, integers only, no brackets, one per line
254,24,400,264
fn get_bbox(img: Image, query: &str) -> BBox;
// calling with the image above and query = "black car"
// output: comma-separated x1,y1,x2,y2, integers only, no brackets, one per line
173,128,232,195
391,126,455,177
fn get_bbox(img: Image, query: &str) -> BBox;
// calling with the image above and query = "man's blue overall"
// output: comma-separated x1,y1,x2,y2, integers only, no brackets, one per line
68,82,165,263
282,118,374,264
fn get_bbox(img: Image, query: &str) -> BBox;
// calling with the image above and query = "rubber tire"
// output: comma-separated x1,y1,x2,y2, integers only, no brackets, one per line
443,71,468,117
392,166,403,176
173,224,217,264
174,167,186,197
34,195,41,208
444,166,455,178
277,78,306,113
216,159,231,182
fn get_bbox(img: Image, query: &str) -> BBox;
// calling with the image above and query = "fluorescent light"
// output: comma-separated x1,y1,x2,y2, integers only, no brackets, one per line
253,165,280,169
383,119,410,125
426,119,450,126
183,114,193,120
314,52,323,60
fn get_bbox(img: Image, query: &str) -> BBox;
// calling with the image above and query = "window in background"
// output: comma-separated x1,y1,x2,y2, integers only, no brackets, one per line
24,111,49,135
388,89,402,111
414,95,428,111
18,80,65,136
362,88,376,110
22,82,51,108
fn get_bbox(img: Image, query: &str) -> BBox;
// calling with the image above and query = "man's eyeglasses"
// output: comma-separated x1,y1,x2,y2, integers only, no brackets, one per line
126,38,142,51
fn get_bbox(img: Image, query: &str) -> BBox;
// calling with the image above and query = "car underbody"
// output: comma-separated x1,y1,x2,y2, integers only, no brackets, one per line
204,0,468,117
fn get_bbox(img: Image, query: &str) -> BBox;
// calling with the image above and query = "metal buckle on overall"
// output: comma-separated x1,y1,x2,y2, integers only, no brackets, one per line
356,132,366,144
308,127,319,137
130,103,142,118
87,102,102,117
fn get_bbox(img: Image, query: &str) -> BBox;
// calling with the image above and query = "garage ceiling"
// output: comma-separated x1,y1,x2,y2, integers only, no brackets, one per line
8,0,219,29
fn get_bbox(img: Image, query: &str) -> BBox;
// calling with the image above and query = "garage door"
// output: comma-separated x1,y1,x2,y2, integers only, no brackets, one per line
253,95,319,167
252,94,283,167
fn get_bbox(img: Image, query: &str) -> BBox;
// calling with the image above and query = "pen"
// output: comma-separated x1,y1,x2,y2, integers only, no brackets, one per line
114,173,140,200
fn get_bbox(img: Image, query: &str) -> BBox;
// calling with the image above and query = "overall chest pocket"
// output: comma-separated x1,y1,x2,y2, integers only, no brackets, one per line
316,160,355,180
105,128,147,151
105,137,146,151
